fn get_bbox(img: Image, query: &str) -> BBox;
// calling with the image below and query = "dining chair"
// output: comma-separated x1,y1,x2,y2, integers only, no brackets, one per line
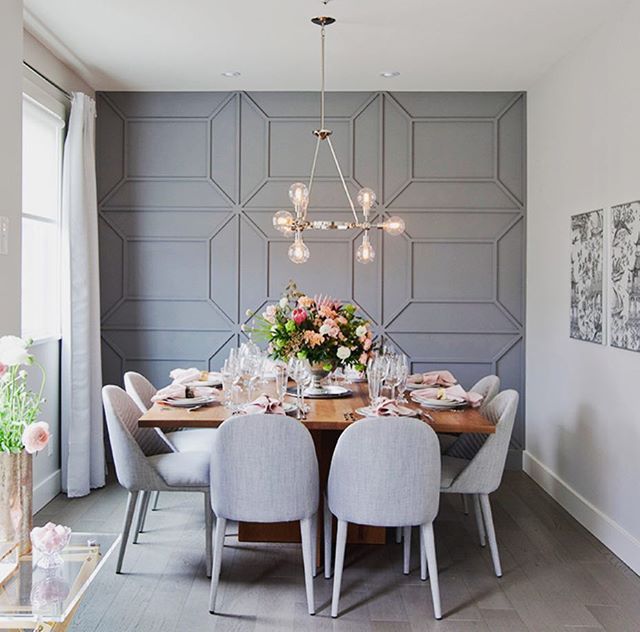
208,413,319,616
325,417,442,620
102,385,214,577
440,389,519,577
124,371,218,512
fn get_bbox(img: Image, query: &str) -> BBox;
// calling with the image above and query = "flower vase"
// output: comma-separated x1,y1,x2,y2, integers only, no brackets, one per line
306,363,331,396
0,452,33,557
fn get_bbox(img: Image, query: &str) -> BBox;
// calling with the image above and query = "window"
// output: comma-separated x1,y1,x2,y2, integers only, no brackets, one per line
21,95,65,341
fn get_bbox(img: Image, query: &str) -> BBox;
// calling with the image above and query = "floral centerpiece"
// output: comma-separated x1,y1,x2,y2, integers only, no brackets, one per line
248,282,375,394
0,336,49,561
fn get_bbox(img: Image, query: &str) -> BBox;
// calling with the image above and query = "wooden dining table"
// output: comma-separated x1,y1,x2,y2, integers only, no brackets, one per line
138,382,495,546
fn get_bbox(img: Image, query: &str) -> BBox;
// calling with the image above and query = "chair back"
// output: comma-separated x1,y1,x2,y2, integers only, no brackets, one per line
448,389,519,494
124,371,156,412
210,414,319,523
102,385,164,491
328,417,441,527
470,375,500,412
124,371,175,453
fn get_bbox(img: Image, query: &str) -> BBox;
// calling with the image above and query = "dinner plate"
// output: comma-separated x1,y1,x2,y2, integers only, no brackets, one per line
164,396,217,408
355,405,418,417
287,385,352,399
412,396,466,410
183,374,223,388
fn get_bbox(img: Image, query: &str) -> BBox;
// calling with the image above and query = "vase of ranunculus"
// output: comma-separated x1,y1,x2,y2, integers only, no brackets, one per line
0,336,49,562
247,282,376,396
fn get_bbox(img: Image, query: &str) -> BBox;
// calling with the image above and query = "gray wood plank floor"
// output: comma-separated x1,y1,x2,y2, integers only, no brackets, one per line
35,472,640,632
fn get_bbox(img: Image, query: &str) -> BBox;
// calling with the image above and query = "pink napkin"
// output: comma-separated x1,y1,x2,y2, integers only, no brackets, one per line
408,370,457,387
152,383,187,402
190,386,218,399
169,367,202,384
370,398,405,416
241,395,286,416
412,384,483,408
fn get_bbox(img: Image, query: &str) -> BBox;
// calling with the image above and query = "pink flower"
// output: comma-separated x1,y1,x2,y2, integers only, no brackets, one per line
359,352,369,365
262,304,277,324
30,522,71,555
0,362,6,378
22,421,50,454
363,338,372,351
292,308,307,325
298,296,314,309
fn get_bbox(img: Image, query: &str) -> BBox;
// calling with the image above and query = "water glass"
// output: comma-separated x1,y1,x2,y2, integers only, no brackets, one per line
288,357,311,420
273,363,289,402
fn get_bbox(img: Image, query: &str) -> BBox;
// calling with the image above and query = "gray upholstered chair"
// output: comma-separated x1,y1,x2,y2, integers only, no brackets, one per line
102,385,214,576
208,413,319,616
441,389,519,577
326,417,442,620
124,371,218,512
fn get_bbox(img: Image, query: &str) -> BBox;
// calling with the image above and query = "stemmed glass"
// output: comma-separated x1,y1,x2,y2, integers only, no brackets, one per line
367,356,386,407
288,357,311,420
273,362,289,402
394,354,410,403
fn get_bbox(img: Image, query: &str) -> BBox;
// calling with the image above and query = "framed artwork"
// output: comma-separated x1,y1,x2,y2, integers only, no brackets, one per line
610,201,640,352
570,209,604,343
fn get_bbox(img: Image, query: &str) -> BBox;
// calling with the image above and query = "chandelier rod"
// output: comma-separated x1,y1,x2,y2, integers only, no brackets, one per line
320,24,326,130
307,135,322,202
327,136,359,223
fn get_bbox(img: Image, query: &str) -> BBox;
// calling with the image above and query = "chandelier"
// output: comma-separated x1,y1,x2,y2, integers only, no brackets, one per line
272,11,405,264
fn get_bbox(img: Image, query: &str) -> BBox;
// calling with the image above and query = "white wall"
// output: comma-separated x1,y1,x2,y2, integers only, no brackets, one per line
0,1,23,336
527,0,640,574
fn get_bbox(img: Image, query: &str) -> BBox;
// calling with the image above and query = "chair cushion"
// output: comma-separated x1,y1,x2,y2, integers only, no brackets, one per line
438,434,457,454
165,428,217,453
441,455,469,489
147,451,210,488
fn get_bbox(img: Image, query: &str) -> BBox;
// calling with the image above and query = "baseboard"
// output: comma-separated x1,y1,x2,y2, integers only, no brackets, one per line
33,469,61,513
523,451,640,575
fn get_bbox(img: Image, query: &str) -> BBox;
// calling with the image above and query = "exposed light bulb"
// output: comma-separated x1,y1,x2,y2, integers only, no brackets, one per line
356,187,376,213
288,233,310,264
356,232,375,264
383,216,405,236
273,210,294,233
288,182,309,212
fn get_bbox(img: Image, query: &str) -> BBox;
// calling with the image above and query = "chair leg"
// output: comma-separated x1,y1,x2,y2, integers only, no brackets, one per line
300,517,316,615
208,517,227,614
152,491,160,511
323,499,332,579
403,526,411,575
473,494,486,547
479,494,502,577
422,523,442,620
204,492,213,578
133,491,150,544
420,525,427,581
331,519,348,618
310,511,318,579
395,526,402,543
116,490,139,574
462,494,469,515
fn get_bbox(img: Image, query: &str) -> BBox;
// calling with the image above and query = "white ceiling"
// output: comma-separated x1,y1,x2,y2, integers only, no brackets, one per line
24,0,625,92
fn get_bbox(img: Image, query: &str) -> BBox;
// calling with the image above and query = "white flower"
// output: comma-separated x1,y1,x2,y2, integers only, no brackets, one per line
337,346,351,360
245,309,253,317
0,336,31,367
355,325,367,338
279,297,288,309
319,324,331,335
240,324,246,332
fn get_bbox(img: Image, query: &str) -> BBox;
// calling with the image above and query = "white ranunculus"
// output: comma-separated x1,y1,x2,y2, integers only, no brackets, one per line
0,336,31,367
319,324,331,335
279,297,288,308
337,346,351,360
355,325,367,338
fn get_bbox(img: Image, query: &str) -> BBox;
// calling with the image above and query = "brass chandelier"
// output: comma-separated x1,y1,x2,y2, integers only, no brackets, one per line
272,12,405,264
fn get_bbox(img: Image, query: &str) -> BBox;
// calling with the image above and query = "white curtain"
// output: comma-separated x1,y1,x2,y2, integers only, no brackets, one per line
60,93,105,497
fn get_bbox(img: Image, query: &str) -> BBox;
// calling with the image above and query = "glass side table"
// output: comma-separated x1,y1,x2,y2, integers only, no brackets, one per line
0,532,119,631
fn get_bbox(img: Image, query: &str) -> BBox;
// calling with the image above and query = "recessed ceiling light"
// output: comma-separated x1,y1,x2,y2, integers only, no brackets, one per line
380,71,400,78
221,71,241,78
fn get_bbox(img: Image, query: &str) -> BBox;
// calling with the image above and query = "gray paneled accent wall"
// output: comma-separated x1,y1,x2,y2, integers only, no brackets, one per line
96,91,526,451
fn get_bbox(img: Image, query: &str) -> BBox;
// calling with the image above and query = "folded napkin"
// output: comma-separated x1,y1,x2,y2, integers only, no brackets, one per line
190,386,219,399
152,383,187,402
370,398,405,417
169,367,202,384
412,384,483,408
408,370,457,387
240,394,286,416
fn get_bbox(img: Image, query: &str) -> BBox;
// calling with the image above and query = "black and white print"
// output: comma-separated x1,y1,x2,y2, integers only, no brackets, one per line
570,209,603,343
610,201,640,352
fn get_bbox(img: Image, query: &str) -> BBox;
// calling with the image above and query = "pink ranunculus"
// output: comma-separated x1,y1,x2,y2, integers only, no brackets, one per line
292,308,307,325
0,362,6,378
22,421,50,454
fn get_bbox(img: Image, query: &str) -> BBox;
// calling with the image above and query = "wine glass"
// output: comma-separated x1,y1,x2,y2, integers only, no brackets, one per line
395,354,410,403
273,362,289,402
367,356,385,406
288,357,311,420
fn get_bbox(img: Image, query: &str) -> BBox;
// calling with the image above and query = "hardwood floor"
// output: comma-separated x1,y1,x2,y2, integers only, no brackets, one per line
35,471,640,631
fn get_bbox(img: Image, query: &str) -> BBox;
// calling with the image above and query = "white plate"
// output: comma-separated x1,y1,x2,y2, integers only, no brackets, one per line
355,405,418,417
412,397,465,410
183,375,222,388
165,396,218,408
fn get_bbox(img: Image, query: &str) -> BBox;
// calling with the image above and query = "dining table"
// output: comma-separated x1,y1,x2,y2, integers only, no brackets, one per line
138,381,495,546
